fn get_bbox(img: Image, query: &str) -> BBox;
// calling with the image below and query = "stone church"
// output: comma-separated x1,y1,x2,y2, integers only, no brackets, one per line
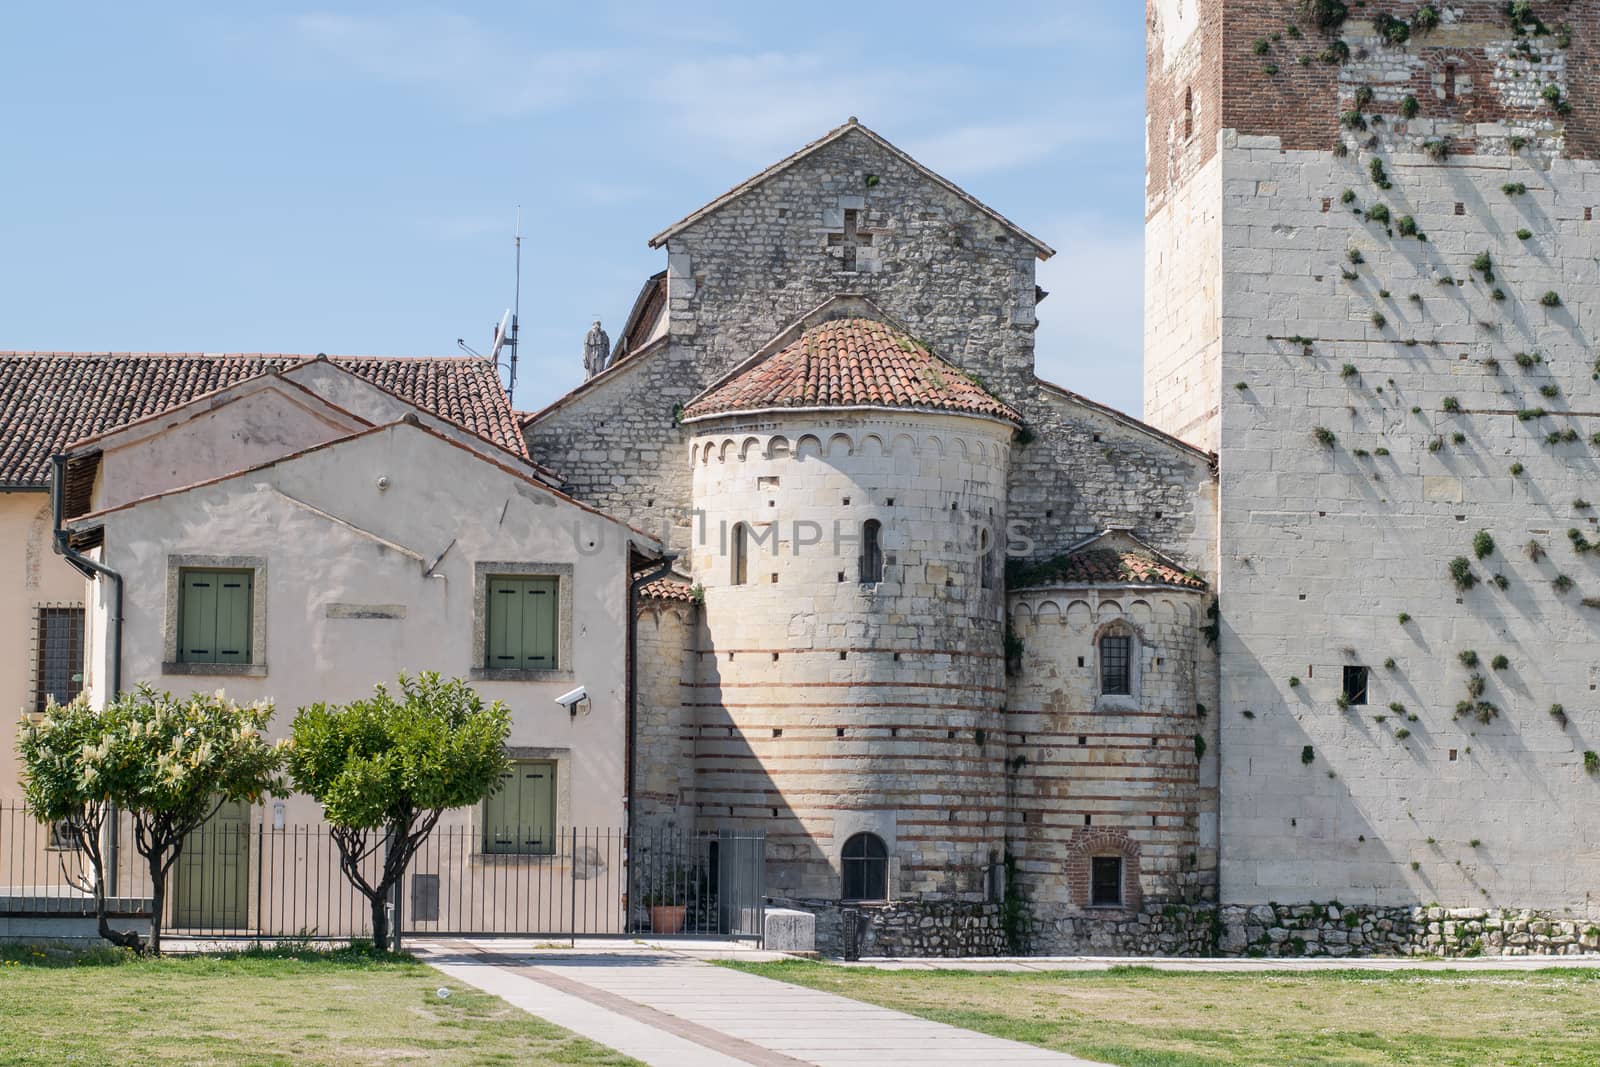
3,0,1596,958
523,0,1600,956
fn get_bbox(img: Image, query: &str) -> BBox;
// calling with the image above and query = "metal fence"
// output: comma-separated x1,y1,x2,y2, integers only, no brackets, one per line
0,804,765,943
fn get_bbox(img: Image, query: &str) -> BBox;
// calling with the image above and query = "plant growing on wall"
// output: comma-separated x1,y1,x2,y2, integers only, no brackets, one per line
288,673,510,952
1370,158,1392,189
1443,396,1462,413
1503,182,1527,196
1541,291,1562,307
1586,751,1600,774
1517,227,1533,239
1301,745,1316,765
1313,426,1337,447
1553,574,1574,593
1473,530,1495,559
1550,704,1569,727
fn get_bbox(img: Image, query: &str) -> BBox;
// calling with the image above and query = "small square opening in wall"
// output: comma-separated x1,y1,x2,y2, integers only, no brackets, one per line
770,573,779,584
887,498,895,506
1090,856,1123,906
838,571,846,582
837,727,846,738
1077,656,1085,668
839,651,848,660
1322,197,1332,212
771,652,779,662
843,497,851,505
1079,735,1088,746
891,727,899,737
1449,749,1458,761
893,652,901,661
1299,593,1307,601
1587,207,1593,222
1084,814,1092,827
948,729,956,740
772,728,783,738
1343,665,1369,705
1455,202,1465,215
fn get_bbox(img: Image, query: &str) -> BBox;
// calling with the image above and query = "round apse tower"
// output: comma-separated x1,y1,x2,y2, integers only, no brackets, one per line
680,316,1018,903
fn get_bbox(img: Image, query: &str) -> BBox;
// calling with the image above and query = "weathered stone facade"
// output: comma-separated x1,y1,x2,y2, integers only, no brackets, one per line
537,1,1600,952
1146,0,1600,919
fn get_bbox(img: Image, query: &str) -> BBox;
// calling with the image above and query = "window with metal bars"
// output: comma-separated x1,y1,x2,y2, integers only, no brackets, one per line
841,832,888,901
1343,665,1369,706
1099,634,1132,696
32,605,84,713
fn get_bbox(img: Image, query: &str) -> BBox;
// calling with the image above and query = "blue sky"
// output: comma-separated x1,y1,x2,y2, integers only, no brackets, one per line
0,3,1147,416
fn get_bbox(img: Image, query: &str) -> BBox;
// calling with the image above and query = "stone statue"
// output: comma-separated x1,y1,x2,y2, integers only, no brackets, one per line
583,320,611,379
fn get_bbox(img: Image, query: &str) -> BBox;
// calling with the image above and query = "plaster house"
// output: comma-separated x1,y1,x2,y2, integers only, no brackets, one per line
8,354,658,934
0,350,531,806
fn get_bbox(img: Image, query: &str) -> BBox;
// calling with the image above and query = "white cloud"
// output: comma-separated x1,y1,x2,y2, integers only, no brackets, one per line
904,116,1122,177
645,52,949,161
1032,215,1145,416
288,12,626,118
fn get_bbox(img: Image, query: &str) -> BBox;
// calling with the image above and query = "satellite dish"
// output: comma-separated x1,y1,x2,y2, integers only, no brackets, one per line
489,309,511,362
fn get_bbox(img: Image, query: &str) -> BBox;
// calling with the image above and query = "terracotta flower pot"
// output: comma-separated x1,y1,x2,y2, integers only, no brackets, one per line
649,904,687,934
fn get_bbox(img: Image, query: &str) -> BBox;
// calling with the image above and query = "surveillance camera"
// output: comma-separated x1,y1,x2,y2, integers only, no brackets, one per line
554,685,587,711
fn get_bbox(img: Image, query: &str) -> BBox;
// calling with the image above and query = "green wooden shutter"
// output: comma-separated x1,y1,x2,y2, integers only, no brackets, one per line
486,575,558,671
181,571,218,663
215,573,252,663
521,578,558,669
180,570,252,664
519,762,555,853
484,767,518,853
487,577,523,668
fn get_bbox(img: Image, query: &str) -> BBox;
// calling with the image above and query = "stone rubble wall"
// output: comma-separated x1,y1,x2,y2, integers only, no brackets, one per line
778,896,1600,959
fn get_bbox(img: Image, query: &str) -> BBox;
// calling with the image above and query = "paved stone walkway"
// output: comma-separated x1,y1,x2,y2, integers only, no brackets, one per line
413,938,1100,1066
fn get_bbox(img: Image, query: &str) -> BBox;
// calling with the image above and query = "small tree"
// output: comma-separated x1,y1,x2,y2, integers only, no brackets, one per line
19,687,284,954
103,686,283,953
16,697,137,950
287,673,510,951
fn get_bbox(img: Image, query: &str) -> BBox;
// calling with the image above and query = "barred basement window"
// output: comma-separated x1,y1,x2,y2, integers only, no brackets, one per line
1343,665,1369,706
1100,634,1132,696
841,832,888,901
32,605,84,712
1090,855,1124,907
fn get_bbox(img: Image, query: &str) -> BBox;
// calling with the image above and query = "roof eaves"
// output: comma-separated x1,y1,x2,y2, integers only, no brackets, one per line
1034,377,1216,468
520,333,670,428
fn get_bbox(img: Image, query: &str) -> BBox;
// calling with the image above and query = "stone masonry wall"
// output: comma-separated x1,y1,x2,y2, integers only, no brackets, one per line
1007,584,1219,920
633,599,698,839
1143,1,1600,917
524,124,1044,552
687,412,1012,902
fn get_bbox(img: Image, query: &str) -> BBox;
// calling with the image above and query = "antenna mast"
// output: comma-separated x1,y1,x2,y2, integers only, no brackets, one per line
508,207,521,397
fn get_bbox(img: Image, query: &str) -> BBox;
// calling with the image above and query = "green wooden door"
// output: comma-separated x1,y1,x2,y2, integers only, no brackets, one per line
179,570,252,664
173,799,250,930
486,576,557,670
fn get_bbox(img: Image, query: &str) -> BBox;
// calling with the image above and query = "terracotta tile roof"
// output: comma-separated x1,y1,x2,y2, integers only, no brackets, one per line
0,351,525,488
1010,548,1207,591
682,318,1021,423
639,577,698,603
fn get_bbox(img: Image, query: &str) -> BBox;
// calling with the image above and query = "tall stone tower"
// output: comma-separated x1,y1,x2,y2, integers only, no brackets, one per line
1146,0,1600,915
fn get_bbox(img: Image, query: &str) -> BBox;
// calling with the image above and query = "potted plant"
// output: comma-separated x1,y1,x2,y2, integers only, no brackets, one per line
644,865,689,934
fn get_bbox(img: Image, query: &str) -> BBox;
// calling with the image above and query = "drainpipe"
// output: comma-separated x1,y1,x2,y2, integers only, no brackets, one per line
625,551,678,833
51,453,124,893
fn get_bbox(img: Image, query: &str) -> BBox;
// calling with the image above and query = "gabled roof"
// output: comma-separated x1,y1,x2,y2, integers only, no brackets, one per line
67,415,660,547
681,316,1021,425
1009,529,1207,591
648,118,1055,259
0,351,526,488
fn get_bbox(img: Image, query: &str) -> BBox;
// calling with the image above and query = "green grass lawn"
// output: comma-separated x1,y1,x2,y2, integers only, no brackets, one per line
724,959,1600,1066
0,943,639,1066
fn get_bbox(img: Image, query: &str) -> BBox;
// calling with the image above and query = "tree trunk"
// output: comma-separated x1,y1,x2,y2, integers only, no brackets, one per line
370,891,390,953
93,865,143,953
147,850,167,956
